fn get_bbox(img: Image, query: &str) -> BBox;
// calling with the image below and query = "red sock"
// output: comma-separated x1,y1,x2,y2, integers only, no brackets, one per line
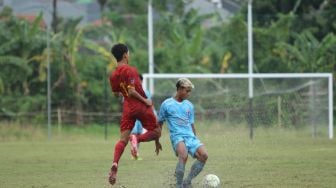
137,130,159,142
113,140,126,164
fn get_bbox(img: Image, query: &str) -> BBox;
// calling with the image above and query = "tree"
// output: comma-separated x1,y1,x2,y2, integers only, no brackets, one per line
253,13,294,73
0,10,47,95
154,8,219,73
0,8,49,121
276,30,336,73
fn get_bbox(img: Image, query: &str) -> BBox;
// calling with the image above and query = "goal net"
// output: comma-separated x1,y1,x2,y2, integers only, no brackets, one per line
143,73,333,139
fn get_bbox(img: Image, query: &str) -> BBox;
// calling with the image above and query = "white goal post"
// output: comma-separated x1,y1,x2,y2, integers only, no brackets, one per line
143,73,333,139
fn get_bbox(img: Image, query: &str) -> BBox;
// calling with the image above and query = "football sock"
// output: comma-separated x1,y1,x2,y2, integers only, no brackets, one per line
175,162,185,186
113,140,126,164
137,130,159,142
184,160,205,184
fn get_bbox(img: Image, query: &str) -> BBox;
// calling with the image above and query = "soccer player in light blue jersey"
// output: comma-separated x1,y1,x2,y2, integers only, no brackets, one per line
158,78,208,188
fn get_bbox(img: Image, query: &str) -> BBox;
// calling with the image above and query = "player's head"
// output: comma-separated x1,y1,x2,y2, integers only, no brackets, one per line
176,78,194,90
111,43,129,62
175,78,194,100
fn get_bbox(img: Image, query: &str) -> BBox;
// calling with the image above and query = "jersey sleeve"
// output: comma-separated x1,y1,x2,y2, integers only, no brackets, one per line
109,73,120,92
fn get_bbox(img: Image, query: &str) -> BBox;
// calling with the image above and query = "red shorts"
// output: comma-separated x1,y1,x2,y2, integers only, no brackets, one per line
120,104,158,132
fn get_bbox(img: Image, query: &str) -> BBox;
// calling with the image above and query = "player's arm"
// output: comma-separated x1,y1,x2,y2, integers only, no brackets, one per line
125,68,152,106
109,75,123,98
158,104,166,131
190,103,196,136
154,134,162,155
128,87,152,106
154,121,164,155
159,120,164,126
154,105,167,155
191,123,197,136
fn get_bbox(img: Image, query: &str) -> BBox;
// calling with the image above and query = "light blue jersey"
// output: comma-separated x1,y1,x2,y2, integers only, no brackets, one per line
159,97,202,157
131,90,155,134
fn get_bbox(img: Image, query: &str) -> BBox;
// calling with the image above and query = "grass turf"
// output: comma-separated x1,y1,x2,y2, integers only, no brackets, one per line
0,124,335,188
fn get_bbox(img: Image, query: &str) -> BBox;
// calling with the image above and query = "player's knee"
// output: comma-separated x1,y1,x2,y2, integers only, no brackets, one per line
179,154,188,163
200,152,208,163
119,136,129,144
120,138,128,144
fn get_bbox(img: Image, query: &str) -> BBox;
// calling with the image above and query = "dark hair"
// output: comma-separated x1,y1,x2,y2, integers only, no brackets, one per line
139,74,143,81
176,79,183,89
111,43,128,62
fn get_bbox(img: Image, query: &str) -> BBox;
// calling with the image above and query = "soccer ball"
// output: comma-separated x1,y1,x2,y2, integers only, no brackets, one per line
203,174,220,188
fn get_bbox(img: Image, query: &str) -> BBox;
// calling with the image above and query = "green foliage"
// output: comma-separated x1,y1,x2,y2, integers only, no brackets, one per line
276,31,336,73
218,15,248,73
0,10,46,96
0,1,335,125
106,0,148,14
154,9,218,73
0,95,46,123
253,13,294,73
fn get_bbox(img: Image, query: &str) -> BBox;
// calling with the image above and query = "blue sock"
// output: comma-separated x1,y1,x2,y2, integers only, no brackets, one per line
175,161,185,187
184,160,205,184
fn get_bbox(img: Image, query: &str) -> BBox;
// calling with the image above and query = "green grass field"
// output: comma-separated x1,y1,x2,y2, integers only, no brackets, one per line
0,123,335,188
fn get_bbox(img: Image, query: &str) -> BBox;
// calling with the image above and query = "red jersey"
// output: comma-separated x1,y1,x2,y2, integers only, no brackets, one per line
109,64,158,132
109,64,147,107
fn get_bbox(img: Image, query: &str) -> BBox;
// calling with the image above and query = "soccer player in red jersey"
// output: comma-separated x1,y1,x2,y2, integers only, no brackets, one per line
108,43,162,185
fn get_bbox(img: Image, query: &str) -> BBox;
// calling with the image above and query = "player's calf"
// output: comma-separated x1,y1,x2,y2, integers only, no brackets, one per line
129,134,139,159
137,128,161,142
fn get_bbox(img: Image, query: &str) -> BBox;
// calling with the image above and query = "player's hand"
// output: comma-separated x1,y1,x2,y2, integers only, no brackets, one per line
155,140,162,155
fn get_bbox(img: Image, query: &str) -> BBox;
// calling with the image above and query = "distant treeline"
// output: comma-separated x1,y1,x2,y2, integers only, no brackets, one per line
0,0,335,125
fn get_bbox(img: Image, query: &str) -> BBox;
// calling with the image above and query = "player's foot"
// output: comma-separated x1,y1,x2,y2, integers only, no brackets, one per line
182,180,192,188
131,156,143,160
176,184,183,188
129,134,138,159
108,162,118,185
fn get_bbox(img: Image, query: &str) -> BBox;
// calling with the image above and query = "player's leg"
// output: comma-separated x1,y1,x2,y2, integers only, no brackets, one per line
175,141,188,188
135,106,161,142
108,113,135,185
183,138,208,186
130,134,144,160
109,129,131,185
130,121,142,159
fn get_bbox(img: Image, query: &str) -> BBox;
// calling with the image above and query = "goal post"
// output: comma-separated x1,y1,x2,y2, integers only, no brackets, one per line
143,73,333,139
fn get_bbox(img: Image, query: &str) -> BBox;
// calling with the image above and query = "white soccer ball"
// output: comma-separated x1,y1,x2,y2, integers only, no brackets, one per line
203,174,220,188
